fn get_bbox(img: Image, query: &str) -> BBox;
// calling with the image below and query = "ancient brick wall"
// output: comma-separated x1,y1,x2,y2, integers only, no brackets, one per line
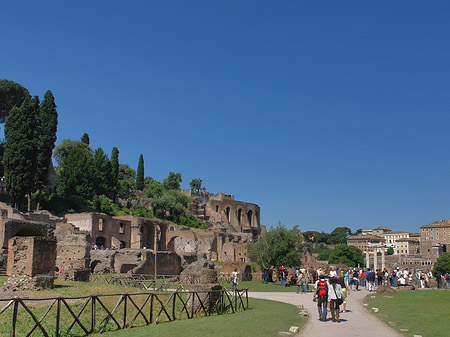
7,236,56,277
55,222,90,270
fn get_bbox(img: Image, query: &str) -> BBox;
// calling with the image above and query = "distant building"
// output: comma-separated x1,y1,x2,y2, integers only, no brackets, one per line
420,219,450,259
377,231,411,255
347,235,385,252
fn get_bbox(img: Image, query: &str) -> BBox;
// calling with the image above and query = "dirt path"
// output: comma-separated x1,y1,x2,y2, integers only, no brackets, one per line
249,289,402,337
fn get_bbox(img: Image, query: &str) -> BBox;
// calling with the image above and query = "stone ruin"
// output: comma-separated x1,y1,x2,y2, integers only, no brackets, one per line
90,249,182,275
55,222,90,282
4,236,56,291
187,264,223,313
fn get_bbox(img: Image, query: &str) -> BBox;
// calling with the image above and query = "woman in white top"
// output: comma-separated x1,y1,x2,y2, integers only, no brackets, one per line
328,276,344,322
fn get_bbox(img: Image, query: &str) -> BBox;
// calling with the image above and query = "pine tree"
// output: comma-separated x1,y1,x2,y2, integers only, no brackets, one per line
81,133,90,145
136,154,144,191
110,147,119,201
4,97,38,208
35,90,58,207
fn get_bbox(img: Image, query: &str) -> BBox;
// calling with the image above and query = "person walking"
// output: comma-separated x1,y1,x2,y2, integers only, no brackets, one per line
366,268,376,292
296,271,303,294
231,268,239,290
445,272,450,289
436,271,443,289
328,276,344,322
313,273,329,321
337,271,350,312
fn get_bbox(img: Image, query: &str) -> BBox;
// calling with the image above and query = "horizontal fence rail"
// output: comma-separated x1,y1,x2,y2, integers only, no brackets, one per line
0,288,248,337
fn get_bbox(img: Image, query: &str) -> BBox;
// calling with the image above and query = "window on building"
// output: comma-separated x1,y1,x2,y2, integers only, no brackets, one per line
119,223,125,234
98,219,104,232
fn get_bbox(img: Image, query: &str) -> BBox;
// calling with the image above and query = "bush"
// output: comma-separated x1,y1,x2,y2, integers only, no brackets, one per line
177,214,203,228
433,252,450,274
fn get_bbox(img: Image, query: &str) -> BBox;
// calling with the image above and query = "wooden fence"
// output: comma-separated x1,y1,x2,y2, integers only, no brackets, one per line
0,288,248,337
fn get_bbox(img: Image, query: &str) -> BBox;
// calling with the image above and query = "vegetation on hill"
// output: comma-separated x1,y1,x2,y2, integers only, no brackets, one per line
0,79,206,229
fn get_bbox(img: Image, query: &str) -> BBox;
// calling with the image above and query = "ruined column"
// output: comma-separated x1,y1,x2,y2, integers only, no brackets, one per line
373,248,378,271
381,248,385,271
365,251,370,269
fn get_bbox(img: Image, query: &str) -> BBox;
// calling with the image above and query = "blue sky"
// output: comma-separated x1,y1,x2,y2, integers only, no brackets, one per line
1,1,450,233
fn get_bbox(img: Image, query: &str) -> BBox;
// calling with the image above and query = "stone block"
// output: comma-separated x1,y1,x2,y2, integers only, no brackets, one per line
289,326,299,333
277,332,292,337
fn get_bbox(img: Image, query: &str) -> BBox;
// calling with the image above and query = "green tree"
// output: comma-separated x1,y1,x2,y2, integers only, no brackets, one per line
386,247,394,255
247,223,303,270
53,139,92,165
433,252,450,275
110,147,119,201
56,145,94,200
327,227,352,244
92,148,114,197
151,190,190,220
117,164,136,205
0,79,30,122
163,172,182,190
35,90,58,208
302,231,330,244
189,178,203,191
328,245,364,267
136,154,144,191
144,177,163,198
3,97,38,208
81,133,90,145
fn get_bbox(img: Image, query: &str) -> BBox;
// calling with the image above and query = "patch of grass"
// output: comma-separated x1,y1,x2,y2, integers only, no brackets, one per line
221,280,312,293
364,289,450,337
97,298,306,337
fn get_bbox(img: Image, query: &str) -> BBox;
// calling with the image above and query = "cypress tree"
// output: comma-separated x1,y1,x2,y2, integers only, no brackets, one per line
110,147,119,201
4,97,38,208
35,90,58,206
136,154,144,191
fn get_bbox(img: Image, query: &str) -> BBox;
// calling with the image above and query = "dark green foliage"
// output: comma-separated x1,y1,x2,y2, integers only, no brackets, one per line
317,246,333,261
136,154,144,191
117,164,136,204
110,147,119,200
0,79,30,122
92,148,115,197
81,133,90,145
144,177,163,198
56,145,94,200
4,97,38,205
151,190,190,220
178,214,203,228
302,231,330,244
189,178,203,191
163,172,182,190
328,244,364,267
247,223,303,270
53,139,92,165
35,90,58,191
0,141,4,177
433,252,450,274
327,227,352,244
387,246,394,255
93,194,114,214
129,205,153,218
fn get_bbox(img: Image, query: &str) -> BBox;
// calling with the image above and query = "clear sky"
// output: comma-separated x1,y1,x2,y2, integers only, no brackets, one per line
1,1,449,233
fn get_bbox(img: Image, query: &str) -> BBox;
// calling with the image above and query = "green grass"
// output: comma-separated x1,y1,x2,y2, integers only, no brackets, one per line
97,298,307,337
364,289,450,337
221,280,313,293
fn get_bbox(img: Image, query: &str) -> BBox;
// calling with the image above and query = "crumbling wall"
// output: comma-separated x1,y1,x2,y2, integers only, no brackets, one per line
55,222,90,270
5,236,56,290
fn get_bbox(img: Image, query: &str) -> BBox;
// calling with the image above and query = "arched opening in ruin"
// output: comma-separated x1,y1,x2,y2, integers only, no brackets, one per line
226,207,230,222
144,223,155,250
237,209,243,226
247,210,253,227
120,241,127,249
158,223,167,251
443,245,447,253
15,227,44,237
252,229,259,240
96,237,106,248
167,237,177,252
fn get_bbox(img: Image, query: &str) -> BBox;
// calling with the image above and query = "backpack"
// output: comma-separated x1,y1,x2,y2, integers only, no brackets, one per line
445,273,450,281
318,280,328,298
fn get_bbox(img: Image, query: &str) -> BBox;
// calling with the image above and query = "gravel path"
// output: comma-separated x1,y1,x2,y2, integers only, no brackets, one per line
249,289,402,337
